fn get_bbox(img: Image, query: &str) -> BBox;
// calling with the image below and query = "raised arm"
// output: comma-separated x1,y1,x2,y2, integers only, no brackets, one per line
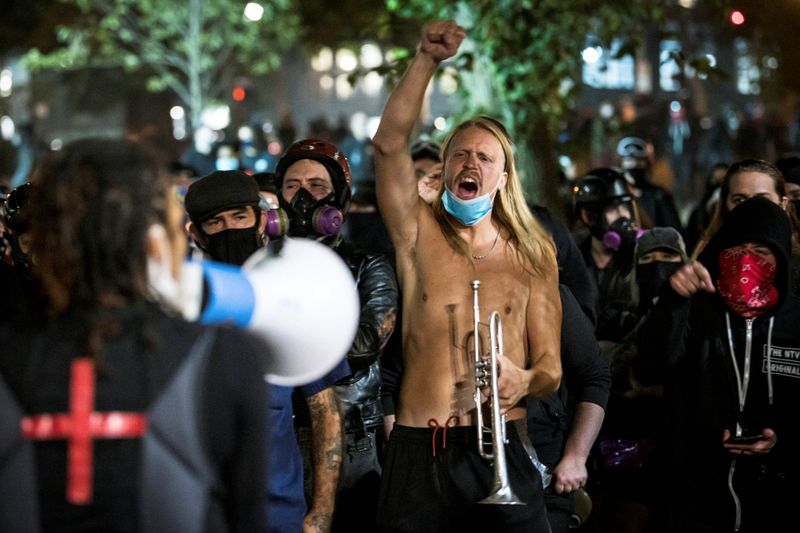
373,20,465,251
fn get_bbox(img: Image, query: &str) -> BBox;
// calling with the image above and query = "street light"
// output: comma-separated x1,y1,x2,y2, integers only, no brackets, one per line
0,69,11,97
581,46,602,64
0,116,14,140
244,3,264,22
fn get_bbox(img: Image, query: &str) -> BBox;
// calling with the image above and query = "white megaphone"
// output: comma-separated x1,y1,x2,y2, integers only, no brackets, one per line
181,238,359,386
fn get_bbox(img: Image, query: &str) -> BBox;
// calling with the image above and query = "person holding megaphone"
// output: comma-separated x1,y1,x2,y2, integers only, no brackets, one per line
0,138,357,532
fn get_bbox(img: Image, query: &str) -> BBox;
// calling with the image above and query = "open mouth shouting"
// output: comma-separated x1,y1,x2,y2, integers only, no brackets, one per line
455,175,480,200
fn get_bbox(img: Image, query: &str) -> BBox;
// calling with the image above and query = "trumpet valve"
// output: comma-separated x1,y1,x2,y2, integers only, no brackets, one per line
475,363,489,388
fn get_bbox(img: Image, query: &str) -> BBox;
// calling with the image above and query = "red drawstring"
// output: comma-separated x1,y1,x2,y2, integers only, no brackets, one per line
427,415,459,457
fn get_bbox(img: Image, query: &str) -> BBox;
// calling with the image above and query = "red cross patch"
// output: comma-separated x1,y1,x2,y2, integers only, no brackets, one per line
21,358,147,504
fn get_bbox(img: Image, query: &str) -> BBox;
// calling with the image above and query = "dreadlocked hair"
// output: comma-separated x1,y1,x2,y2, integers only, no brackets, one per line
431,116,557,279
29,138,169,360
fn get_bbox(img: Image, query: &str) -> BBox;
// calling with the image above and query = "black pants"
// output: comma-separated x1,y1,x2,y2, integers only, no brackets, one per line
377,424,551,533
333,429,384,533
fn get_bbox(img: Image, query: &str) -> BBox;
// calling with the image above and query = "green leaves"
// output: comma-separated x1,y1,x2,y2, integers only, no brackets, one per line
23,0,300,131
376,0,678,204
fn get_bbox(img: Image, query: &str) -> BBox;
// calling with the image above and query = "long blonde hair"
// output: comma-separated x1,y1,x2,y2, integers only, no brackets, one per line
432,116,556,278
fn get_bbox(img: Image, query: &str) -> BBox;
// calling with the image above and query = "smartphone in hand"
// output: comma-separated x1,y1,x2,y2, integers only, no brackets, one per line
727,434,765,445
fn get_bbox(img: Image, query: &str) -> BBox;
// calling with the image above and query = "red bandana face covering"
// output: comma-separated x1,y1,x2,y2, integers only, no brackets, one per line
717,248,779,318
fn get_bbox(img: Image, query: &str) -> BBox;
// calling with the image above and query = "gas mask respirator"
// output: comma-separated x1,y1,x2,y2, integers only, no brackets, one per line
268,188,344,240
591,216,643,256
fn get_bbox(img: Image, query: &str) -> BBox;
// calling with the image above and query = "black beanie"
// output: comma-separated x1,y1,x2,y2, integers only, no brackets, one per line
184,170,260,224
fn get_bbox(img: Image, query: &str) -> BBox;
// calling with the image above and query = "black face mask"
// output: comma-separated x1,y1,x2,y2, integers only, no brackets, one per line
636,261,682,311
203,226,261,266
282,187,343,239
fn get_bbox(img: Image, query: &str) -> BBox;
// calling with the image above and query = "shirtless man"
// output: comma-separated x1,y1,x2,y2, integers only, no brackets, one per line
372,20,562,532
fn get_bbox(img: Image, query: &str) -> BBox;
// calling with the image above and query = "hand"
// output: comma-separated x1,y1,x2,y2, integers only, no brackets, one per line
722,427,777,456
303,510,331,533
552,455,589,494
494,353,530,413
419,20,466,63
669,261,715,297
417,163,443,204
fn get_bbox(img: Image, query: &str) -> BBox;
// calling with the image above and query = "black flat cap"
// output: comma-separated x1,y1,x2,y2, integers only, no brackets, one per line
184,170,260,223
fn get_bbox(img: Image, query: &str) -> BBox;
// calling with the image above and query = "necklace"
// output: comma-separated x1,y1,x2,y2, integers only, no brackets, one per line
472,228,501,261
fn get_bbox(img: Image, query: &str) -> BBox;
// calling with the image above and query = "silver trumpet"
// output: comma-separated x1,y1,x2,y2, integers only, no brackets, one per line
470,280,526,505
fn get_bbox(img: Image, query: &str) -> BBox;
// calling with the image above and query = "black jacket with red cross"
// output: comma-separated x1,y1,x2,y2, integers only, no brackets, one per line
0,304,270,533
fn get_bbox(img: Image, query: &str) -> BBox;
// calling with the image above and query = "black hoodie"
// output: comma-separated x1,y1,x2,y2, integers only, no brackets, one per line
636,197,800,532
698,195,792,315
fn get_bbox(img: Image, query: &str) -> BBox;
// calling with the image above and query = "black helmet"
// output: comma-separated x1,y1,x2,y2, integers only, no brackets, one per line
5,182,33,232
573,168,632,211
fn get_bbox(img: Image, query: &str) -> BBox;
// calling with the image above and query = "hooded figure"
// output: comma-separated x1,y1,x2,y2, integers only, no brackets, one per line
634,227,689,314
638,196,800,533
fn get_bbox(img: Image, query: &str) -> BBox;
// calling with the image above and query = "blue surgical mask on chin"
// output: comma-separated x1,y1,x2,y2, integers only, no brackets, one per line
441,185,497,226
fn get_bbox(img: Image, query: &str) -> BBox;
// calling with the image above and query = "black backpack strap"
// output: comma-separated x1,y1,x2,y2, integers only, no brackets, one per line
139,327,219,533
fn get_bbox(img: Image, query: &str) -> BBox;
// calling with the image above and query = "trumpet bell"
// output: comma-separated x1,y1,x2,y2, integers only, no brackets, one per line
478,484,526,506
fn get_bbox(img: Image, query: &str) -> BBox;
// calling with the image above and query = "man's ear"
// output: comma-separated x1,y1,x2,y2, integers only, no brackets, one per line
780,196,789,211
499,172,508,190
187,221,205,249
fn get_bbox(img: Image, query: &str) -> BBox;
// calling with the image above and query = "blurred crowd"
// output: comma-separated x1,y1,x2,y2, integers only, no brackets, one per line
1,18,800,533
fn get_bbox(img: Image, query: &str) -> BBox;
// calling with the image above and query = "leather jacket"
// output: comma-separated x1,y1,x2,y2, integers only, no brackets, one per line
332,238,398,434
331,238,398,373
294,237,398,435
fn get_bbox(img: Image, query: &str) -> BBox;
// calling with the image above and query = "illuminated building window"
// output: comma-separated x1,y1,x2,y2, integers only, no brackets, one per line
582,39,635,90
659,39,682,92
735,38,760,95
